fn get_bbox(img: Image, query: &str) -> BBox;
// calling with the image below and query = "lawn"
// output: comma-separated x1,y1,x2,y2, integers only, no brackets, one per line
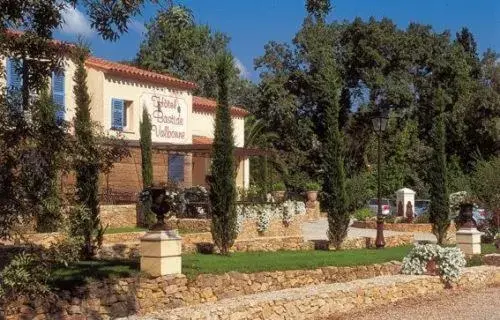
105,226,147,234
50,243,497,288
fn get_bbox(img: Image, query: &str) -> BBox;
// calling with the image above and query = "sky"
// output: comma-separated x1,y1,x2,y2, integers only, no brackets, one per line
55,0,500,82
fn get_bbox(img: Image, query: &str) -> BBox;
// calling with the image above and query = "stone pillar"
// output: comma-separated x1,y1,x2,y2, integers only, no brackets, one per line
140,230,182,277
395,188,416,218
456,227,483,255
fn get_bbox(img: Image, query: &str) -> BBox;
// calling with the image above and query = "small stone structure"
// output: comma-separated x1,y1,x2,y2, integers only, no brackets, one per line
456,228,483,255
395,188,415,218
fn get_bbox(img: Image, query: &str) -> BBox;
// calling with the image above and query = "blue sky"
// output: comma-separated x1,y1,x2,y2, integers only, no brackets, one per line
55,0,500,82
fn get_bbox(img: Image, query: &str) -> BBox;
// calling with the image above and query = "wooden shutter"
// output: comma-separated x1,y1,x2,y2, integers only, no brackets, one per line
168,155,185,183
111,98,125,130
7,58,22,90
52,71,65,121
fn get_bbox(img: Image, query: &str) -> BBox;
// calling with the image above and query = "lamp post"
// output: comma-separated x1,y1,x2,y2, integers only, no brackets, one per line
372,110,389,248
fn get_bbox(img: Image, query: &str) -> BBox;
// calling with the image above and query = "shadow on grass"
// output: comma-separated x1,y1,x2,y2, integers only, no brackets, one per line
50,259,140,290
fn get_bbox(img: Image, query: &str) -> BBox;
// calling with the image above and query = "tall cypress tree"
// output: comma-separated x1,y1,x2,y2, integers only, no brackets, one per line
140,107,153,187
429,87,450,244
306,0,349,249
73,47,101,258
209,53,237,255
139,107,155,227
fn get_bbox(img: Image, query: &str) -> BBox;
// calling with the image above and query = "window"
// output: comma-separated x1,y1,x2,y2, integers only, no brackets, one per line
6,58,22,91
52,71,65,121
111,98,126,130
168,154,185,183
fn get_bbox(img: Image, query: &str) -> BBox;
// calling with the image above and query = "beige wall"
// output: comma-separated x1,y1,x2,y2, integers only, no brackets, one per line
1,55,250,188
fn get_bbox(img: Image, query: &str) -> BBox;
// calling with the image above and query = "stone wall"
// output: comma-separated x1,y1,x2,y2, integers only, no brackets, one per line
0,262,402,319
160,266,500,320
100,204,137,228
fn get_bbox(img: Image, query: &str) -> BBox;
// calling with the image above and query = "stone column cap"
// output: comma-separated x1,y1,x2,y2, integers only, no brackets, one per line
396,187,416,194
141,230,182,241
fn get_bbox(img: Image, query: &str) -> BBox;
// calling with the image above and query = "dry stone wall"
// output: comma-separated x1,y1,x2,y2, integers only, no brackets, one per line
100,204,138,228
154,266,500,320
0,262,402,319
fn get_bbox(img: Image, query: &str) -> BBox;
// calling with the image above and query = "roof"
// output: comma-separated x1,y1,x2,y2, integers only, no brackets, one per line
193,96,249,118
85,57,197,91
192,135,214,145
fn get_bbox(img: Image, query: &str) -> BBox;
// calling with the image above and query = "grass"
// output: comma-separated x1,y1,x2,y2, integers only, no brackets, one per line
104,226,202,235
49,243,498,288
104,226,147,234
182,246,413,278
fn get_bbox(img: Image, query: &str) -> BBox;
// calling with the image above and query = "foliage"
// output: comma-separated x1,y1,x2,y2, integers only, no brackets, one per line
353,208,372,221
414,212,430,224
305,181,321,191
72,48,127,258
401,244,466,284
0,252,50,298
256,205,272,233
471,157,500,214
272,181,286,192
209,54,238,255
345,171,375,212
139,107,155,227
429,88,450,245
136,5,257,106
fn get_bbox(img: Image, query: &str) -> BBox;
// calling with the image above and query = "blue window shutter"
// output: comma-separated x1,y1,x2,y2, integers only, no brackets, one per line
52,71,65,121
111,98,125,130
168,155,185,183
7,58,22,90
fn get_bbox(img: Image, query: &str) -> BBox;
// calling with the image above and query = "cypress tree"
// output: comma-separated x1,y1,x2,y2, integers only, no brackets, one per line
73,47,101,258
306,0,349,249
139,107,155,227
429,87,450,244
209,53,237,255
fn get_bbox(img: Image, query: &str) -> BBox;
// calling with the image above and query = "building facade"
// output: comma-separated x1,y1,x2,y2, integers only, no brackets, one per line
1,53,250,196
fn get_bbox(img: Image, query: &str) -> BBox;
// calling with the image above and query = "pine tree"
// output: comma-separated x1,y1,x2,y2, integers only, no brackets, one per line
139,107,155,227
209,53,237,255
73,47,101,259
429,87,450,244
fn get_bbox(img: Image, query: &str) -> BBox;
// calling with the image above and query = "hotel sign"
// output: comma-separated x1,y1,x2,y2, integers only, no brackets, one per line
140,93,188,143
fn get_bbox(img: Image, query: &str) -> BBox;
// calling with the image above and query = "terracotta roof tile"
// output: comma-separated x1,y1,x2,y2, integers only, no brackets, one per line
192,135,214,145
85,57,197,90
192,96,249,118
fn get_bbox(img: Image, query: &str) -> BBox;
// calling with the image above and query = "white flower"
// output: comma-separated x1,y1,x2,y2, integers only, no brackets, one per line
256,204,271,233
401,244,466,284
295,201,306,214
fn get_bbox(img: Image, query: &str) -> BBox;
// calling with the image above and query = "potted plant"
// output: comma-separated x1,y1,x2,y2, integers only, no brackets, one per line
272,182,286,202
305,181,321,202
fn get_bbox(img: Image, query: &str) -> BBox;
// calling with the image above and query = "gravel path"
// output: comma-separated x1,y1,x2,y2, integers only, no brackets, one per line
332,286,500,320
302,218,437,243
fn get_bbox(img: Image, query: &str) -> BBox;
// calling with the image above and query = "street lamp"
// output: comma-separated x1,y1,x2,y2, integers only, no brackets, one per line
372,109,389,248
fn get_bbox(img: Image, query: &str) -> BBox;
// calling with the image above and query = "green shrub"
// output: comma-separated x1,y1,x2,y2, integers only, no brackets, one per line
414,212,430,223
272,182,286,192
353,208,372,221
305,181,321,191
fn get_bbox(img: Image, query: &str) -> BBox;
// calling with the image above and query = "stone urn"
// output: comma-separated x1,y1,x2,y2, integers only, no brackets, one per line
149,187,172,231
307,191,318,203
458,203,476,229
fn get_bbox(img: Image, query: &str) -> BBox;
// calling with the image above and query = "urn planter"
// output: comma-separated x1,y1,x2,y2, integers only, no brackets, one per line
306,191,318,203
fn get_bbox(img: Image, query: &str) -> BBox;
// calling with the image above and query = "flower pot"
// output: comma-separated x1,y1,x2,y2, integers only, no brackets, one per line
425,259,438,276
307,191,318,202
459,203,476,229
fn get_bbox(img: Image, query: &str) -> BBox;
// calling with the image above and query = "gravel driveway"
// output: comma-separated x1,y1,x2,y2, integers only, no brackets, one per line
332,286,500,320
302,219,437,243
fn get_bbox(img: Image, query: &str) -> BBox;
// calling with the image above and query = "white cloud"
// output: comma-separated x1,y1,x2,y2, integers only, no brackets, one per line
129,19,147,35
60,5,93,37
234,57,250,79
